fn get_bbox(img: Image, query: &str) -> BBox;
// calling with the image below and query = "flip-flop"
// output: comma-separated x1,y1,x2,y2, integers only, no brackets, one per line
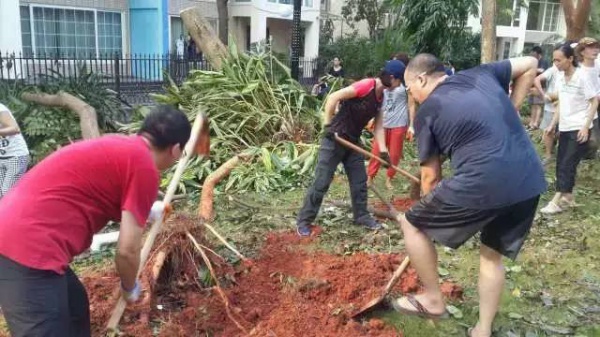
390,294,449,319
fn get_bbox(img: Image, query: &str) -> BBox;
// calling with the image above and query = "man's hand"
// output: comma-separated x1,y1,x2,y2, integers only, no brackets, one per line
121,280,142,303
544,125,555,136
407,126,415,142
577,127,590,143
380,152,391,168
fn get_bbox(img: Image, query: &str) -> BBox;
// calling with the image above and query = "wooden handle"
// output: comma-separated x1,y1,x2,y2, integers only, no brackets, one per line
383,256,410,294
368,184,400,218
334,134,420,184
106,113,208,332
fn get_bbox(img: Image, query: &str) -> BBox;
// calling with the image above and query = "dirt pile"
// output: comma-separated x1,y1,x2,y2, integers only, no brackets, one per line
83,201,463,337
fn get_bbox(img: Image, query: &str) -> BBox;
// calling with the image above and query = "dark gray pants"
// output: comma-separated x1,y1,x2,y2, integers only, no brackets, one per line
0,254,91,337
297,137,375,227
556,130,588,193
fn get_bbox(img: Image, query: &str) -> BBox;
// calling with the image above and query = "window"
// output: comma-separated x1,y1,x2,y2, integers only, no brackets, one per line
304,0,313,7
497,0,521,27
526,0,560,32
503,41,511,59
19,5,122,58
98,12,122,56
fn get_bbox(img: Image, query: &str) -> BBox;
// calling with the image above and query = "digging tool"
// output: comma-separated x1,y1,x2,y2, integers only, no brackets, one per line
334,133,420,184
106,112,210,333
351,184,411,318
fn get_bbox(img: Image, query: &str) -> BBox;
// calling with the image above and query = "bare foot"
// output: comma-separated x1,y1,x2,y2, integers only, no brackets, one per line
468,324,491,337
385,178,393,190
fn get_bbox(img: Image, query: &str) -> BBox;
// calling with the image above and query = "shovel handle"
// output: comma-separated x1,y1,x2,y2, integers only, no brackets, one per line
383,256,410,294
334,134,420,184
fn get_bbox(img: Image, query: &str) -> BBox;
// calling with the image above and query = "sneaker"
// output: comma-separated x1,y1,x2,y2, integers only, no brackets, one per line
540,201,563,215
296,224,313,237
559,197,581,208
359,221,383,231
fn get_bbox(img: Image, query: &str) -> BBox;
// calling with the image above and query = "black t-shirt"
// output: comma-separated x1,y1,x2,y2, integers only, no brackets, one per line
329,67,345,78
415,60,547,210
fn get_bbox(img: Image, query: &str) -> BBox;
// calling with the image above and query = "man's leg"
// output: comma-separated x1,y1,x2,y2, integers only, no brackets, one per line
0,255,69,337
66,268,91,337
296,138,344,233
471,245,504,337
393,215,445,314
343,148,380,229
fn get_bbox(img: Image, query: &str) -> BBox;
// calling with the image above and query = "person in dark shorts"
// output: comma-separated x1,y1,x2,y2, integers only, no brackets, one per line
296,60,406,237
389,54,546,337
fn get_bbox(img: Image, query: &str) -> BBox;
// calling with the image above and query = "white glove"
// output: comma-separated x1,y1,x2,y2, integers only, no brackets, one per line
148,201,166,223
121,280,142,303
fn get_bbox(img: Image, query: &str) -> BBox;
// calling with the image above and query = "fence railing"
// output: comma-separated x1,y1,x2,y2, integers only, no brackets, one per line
0,52,324,105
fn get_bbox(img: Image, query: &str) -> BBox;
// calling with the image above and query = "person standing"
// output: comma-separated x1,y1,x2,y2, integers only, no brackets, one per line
296,61,405,236
328,57,345,78
0,105,191,337
533,65,559,165
540,43,599,214
0,102,29,199
528,46,549,129
367,60,416,190
176,34,185,59
388,54,545,337
575,37,600,159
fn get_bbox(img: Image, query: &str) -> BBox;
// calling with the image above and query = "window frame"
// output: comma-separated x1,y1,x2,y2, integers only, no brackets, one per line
21,3,124,58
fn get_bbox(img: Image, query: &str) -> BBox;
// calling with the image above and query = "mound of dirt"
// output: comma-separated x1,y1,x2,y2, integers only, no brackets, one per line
83,202,463,337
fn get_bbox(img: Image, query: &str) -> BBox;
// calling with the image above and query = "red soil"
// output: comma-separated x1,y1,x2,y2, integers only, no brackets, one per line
81,218,462,336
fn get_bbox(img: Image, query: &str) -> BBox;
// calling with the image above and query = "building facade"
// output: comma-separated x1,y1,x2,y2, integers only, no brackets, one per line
0,0,318,58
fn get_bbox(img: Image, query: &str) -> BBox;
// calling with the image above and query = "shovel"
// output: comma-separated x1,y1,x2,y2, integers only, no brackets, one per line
106,111,211,333
352,185,411,318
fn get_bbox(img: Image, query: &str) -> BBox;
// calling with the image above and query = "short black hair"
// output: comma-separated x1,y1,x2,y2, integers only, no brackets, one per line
406,53,446,76
138,104,192,150
531,46,543,55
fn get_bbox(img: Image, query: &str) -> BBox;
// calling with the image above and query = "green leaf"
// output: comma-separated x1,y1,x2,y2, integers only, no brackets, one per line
445,305,463,319
508,312,523,320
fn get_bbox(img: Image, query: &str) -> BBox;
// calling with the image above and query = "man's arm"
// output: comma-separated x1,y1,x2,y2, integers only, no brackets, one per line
407,94,417,140
323,86,357,126
116,211,144,291
373,110,387,153
509,56,539,110
420,156,442,195
0,111,21,137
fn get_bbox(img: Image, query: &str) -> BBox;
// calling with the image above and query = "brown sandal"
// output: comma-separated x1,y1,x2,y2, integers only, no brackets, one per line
391,294,449,319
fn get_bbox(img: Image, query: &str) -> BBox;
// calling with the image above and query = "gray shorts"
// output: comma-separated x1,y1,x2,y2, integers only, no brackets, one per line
539,109,555,130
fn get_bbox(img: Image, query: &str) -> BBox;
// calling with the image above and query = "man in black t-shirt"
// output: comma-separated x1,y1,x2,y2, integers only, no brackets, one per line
389,54,546,337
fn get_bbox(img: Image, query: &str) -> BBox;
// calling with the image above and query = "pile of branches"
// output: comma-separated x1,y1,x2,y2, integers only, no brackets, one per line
123,46,328,194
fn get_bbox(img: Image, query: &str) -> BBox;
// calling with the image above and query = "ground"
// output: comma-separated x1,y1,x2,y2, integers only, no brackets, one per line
1,130,599,337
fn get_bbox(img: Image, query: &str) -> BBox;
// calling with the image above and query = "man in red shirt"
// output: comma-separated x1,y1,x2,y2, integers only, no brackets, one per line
0,105,191,337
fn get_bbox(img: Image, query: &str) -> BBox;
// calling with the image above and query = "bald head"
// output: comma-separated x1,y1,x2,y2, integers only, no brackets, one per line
406,53,446,77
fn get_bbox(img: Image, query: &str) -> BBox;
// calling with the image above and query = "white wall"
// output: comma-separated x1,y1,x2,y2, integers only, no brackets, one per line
0,0,23,79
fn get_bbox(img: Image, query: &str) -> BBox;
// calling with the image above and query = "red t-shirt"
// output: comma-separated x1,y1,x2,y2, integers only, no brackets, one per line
351,78,382,102
0,135,159,274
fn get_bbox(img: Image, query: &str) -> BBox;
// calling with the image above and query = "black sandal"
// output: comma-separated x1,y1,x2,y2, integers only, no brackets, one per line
390,294,449,319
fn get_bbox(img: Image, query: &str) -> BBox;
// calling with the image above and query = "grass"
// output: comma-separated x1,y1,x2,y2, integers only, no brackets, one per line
209,129,600,337
2,130,599,337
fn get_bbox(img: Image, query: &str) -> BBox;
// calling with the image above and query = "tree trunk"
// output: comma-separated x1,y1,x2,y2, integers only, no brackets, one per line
180,7,228,70
21,91,101,140
216,0,229,45
561,0,592,41
481,0,497,63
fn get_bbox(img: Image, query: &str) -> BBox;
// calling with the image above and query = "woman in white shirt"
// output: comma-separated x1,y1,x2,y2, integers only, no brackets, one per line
534,65,559,164
0,103,30,198
541,43,599,214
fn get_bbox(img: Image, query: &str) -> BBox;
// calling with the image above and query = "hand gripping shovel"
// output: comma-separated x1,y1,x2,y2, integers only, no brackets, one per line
352,185,411,318
106,111,210,333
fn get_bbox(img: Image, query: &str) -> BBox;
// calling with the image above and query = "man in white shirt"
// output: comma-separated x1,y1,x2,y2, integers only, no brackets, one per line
575,37,600,159
176,35,185,59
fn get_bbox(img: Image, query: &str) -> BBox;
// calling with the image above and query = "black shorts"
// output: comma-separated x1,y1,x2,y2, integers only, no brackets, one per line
405,193,540,260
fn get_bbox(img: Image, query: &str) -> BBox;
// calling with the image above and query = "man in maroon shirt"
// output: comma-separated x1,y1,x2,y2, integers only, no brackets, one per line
0,105,191,337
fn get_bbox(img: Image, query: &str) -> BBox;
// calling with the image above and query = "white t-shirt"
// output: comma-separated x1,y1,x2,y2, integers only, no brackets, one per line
176,39,185,56
580,61,600,95
555,68,600,132
542,66,558,112
382,85,409,128
0,103,29,157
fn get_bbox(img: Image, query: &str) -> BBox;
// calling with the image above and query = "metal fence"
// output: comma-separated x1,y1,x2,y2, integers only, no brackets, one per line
0,52,324,106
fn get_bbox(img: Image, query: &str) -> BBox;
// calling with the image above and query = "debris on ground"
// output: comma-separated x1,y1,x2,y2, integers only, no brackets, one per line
82,210,462,337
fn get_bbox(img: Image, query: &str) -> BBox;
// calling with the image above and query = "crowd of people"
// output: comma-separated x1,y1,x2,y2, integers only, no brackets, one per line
0,36,599,337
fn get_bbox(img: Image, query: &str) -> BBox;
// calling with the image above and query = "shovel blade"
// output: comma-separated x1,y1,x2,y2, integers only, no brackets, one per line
352,296,385,318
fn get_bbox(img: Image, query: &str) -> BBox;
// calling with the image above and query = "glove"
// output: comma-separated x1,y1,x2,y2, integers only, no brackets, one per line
380,151,391,168
121,280,142,303
148,201,172,223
